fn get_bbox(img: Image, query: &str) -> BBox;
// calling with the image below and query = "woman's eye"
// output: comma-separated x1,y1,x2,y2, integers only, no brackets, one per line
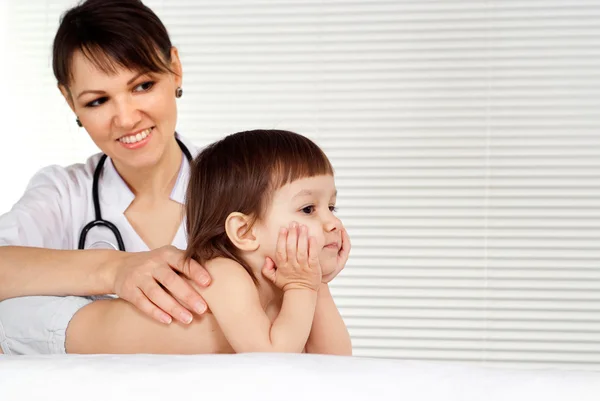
134,81,155,92
85,97,108,108
301,206,315,214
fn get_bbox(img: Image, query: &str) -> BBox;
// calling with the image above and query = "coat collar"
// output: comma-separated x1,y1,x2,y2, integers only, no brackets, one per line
99,134,197,214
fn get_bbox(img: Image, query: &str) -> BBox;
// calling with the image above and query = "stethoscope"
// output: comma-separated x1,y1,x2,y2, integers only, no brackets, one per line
78,137,193,251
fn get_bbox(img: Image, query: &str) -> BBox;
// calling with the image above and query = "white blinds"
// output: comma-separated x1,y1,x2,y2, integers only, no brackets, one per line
4,0,600,369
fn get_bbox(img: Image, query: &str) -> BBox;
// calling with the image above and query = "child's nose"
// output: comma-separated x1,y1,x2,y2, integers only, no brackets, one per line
323,214,342,233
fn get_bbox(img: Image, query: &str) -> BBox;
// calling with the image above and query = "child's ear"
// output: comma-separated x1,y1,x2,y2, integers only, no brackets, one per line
225,212,259,251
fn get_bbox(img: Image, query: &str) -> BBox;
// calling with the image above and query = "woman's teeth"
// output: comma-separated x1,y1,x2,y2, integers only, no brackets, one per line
119,128,152,144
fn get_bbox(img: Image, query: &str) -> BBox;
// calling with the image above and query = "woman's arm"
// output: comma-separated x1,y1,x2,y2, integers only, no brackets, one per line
0,166,210,324
0,246,118,301
305,283,352,356
0,165,102,301
0,245,211,324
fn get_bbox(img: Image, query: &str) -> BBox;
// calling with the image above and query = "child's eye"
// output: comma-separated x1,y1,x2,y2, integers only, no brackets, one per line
329,205,338,212
134,81,155,92
301,205,315,214
85,97,108,108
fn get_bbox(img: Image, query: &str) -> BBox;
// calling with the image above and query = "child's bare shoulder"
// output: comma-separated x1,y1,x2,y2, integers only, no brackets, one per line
204,257,254,283
199,258,259,303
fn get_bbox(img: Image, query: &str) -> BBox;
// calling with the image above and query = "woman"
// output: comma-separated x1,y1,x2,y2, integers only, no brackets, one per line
0,0,344,355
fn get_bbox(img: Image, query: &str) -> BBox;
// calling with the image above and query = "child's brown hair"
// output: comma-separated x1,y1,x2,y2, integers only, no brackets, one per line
184,129,334,281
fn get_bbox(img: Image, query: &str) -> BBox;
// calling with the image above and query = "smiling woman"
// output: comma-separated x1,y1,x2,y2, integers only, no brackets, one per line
53,0,183,175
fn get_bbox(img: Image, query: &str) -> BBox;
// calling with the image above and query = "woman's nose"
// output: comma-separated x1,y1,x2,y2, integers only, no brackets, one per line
113,96,141,129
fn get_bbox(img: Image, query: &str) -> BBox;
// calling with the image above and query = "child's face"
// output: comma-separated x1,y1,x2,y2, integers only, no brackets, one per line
255,174,343,276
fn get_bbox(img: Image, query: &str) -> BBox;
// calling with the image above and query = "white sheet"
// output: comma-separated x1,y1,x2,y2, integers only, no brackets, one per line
1,353,599,401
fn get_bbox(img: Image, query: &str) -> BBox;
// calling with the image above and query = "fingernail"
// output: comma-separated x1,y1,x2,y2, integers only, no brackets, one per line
161,315,172,325
291,222,298,228
181,312,193,324
200,275,211,286
195,302,207,314
280,227,287,234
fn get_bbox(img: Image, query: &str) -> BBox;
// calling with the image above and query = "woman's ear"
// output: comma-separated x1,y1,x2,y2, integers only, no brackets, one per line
225,212,259,251
58,84,76,113
170,47,183,88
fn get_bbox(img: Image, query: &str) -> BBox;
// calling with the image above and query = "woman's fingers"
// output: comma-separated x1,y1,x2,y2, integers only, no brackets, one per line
161,246,211,287
131,288,172,325
185,258,212,288
153,266,207,315
155,246,209,316
140,279,194,324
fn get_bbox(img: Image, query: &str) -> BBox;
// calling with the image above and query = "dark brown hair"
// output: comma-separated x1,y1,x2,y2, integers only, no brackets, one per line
52,0,174,88
184,130,334,281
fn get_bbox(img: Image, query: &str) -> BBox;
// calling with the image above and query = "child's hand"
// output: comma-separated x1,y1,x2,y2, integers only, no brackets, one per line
262,222,322,292
322,227,351,283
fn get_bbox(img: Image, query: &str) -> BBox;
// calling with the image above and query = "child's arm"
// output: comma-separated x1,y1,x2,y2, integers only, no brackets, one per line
305,283,352,356
200,258,318,353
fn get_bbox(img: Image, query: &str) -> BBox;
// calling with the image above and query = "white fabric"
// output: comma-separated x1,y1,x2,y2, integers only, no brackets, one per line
0,135,197,252
0,353,599,401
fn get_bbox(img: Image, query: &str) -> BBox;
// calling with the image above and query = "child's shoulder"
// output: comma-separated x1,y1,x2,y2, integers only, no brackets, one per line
205,257,245,271
200,258,259,301
204,257,253,283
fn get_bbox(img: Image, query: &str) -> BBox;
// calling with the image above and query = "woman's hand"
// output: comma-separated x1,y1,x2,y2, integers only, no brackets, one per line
321,227,351,283
109,245,211,325
261,222,322,292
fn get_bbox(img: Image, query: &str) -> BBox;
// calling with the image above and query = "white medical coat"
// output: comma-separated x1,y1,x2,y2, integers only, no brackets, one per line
0,136,198,252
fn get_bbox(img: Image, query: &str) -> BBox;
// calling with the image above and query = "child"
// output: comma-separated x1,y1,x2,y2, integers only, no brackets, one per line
182,129,352,354
65,129,351,355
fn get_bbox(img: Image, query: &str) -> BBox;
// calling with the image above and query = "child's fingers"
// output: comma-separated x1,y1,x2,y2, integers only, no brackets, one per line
275,227,288,265
339,228,351,260
263,256,275,271
308,236,320,271
286,222,299,266
297,225,308,266
261,257,277,283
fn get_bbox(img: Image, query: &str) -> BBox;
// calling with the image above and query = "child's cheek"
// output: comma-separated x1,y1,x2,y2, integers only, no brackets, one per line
306,224,325,249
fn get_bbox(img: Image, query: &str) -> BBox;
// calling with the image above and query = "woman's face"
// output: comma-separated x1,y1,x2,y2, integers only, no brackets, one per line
61,48,182,169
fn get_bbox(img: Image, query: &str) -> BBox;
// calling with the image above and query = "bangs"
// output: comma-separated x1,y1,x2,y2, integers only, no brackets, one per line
74,40,173,81
188,129,335,221
269,144,334,191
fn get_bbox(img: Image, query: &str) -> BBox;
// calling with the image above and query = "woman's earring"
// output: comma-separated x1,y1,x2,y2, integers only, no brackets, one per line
76,118,83,127
175,87,183,98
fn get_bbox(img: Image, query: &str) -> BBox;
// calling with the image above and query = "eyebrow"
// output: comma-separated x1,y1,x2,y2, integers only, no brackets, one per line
292,189,337,199
76,72,146,100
